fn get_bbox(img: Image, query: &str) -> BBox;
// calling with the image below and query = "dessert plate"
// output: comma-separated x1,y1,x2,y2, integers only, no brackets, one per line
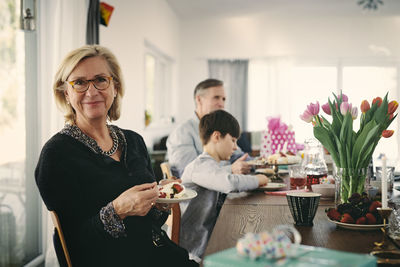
254,168,274,176
256,183,287,191
327,218,384,231
156,189,197,203
247,159,267,166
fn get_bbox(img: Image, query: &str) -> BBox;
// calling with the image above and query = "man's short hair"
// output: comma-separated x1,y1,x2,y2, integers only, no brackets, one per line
193,78,223,99
199,110,240,145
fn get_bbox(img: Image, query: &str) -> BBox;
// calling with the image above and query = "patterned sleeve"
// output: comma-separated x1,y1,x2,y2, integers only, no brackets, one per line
99,202,127,238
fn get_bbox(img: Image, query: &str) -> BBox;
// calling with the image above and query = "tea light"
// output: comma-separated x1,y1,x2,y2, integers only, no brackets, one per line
382,155,388,209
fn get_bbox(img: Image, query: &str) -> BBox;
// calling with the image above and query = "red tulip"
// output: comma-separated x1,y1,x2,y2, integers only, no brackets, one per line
382,130,394,138
372,97,382,107
388,101,398,115
360,100,370,113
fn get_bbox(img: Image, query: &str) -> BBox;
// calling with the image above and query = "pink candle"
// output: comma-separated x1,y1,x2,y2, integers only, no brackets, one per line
382,156,388,209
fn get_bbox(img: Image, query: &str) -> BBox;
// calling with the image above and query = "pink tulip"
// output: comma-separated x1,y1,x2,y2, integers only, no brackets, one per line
322,103,331,115
300,110,313,123
306,101,320,116
339,93,348,102
351,107,358,120
340,102,352,115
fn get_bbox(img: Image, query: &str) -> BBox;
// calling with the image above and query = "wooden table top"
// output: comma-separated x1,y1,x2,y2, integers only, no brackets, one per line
204,185,400,258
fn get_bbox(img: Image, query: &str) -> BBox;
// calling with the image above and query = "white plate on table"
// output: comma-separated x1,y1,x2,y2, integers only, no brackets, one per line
327,218,384,231
254,168,274,176
156,189,197,203
256,183,287,191
247,159,267,166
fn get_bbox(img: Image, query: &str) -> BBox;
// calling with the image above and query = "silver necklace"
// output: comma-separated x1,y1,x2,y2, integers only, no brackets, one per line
100,126,119,156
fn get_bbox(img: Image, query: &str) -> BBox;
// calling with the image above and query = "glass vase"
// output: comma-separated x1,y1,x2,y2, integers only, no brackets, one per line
334,167,368,205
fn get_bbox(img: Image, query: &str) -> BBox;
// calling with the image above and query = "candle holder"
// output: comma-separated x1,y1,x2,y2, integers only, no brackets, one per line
373,207,393,250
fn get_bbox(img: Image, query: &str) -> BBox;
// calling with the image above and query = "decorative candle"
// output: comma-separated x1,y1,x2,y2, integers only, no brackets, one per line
382,155,388,209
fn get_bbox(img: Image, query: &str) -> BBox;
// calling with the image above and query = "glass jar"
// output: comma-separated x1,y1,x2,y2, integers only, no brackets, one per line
301,138,328,190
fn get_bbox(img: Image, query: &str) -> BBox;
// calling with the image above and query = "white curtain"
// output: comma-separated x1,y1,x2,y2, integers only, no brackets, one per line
247,58,294,131
38,1,88,266
208,59,249,130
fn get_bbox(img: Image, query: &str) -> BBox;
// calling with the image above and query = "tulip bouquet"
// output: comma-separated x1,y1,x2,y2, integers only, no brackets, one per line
301,92,398,203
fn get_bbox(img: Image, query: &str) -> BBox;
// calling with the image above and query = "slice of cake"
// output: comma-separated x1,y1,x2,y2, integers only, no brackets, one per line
158,182,186,199
267,152,301,165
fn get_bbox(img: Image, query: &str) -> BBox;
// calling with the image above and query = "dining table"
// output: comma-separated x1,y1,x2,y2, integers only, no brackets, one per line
203,181,400,260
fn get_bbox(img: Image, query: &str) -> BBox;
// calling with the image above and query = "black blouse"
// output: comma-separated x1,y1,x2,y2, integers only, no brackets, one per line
35,125,168,266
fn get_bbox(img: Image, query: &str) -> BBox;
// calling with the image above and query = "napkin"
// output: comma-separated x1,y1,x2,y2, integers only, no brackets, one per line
265,189,308,196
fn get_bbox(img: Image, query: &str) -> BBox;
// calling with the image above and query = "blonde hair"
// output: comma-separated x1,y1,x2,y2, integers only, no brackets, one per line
53,45,125,123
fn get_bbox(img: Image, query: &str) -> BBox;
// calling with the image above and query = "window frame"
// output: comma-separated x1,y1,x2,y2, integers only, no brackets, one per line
143,40,174,129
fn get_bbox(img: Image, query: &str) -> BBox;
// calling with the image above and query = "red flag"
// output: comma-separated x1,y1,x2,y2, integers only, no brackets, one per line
100,2,114,27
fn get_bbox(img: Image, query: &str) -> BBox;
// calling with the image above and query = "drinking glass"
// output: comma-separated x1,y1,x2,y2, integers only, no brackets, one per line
289,165,306,190
389,208,400,240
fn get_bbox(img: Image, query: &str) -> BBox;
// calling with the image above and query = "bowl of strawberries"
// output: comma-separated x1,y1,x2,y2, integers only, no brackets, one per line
326,192,384,230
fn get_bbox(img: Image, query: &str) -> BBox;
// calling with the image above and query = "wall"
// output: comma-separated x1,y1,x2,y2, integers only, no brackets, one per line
100,0,180,147
99,1,400,146
178,12,400,123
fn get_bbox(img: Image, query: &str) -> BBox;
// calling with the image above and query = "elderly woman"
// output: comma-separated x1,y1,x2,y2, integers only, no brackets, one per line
35,45,197,267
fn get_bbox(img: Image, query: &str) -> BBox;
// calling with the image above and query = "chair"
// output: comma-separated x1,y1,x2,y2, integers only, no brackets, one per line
50,211,72,267
166,204,181,244
160,162,173,179
160,162,181,244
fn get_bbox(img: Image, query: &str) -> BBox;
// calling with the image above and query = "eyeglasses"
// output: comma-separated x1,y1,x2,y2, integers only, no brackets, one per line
67,76,113,93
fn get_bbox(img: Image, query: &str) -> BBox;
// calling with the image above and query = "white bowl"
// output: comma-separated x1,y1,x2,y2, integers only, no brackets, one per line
311,184,335,199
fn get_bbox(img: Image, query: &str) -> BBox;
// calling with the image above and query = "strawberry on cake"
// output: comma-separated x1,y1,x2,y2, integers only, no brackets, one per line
158,182,186,199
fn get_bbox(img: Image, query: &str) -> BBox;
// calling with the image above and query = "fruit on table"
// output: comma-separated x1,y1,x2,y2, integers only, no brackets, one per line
340,213,355,223
369,201,382,213
355,216,367,225
326,208,341,221
365,213,377,224
325,192,382,224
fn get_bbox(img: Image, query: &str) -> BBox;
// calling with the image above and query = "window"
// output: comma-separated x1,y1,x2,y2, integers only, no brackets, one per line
248,59,399,168
343,66,398,163
0,0,41,265
144,41,173,128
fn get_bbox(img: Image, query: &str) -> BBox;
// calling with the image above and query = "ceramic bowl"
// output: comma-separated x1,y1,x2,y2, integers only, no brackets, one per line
311,184,335,199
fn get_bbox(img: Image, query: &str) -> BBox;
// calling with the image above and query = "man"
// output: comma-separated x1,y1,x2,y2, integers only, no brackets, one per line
167,78,251,177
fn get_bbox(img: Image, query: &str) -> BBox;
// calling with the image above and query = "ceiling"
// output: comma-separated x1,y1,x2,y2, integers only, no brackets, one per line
166,0,400,20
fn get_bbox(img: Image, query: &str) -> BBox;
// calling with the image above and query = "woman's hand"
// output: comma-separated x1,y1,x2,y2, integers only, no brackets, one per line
112,182,159,219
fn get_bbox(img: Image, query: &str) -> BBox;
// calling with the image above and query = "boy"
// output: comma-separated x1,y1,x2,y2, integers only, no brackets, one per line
179,110,268,263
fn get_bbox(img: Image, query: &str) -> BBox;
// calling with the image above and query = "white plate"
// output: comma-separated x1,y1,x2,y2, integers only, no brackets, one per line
247,159,267,166
278,169,289,175
156,189,197,203
256,182,287,191
327,218,384,231
254,168,274,176
267,162,298,166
